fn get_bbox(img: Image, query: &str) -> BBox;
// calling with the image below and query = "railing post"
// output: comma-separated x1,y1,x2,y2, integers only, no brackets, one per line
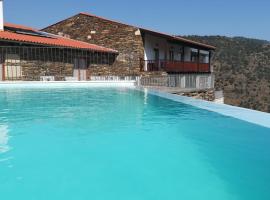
2,63,5,81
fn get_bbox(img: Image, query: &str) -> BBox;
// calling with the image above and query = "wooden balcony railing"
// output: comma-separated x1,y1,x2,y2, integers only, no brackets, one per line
140,59,211,73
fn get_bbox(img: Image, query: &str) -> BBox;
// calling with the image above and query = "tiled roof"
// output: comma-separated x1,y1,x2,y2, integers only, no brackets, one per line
4,22,37,31
44,12,215,50
139,27,216,50
0,23,117,53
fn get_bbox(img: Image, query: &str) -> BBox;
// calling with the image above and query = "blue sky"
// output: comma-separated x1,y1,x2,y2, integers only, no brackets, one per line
4,0,270,40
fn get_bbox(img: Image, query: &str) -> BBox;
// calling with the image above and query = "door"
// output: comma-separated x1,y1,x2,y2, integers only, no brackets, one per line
4,54,22,81
74,58,87,81
154,48,159,61
154,48,160,70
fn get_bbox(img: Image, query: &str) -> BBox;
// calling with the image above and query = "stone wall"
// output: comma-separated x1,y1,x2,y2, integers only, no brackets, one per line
87,65,137,76
176,89,215,101
21,60,73,81
2,46,116,81
43,13,145,76
3,47,75,81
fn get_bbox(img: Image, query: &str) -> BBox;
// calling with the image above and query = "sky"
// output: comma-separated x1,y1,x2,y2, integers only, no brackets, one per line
4,0,270,41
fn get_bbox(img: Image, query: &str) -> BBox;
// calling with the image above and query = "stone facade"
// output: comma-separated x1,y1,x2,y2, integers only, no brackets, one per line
1,46,115,81
43,13,145,76
20,61,73,81
4,57,74,81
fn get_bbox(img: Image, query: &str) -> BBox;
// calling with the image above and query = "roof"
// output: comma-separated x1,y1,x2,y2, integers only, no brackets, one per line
79,13,215,50
0,23,117,53
43,12,215,50
4,22,37,32
139,28,216,50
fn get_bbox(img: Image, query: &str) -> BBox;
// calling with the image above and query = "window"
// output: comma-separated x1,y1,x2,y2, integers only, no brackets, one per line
199,53,209,63
169,50,174,61
191,51,198,62
177,52,182,61
5,54,22,80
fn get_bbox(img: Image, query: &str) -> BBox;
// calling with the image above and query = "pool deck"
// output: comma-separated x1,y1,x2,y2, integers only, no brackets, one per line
140,88,270,129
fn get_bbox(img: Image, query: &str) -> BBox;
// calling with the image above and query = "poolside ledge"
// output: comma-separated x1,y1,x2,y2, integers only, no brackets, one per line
0,81,137,88
141,88,270,129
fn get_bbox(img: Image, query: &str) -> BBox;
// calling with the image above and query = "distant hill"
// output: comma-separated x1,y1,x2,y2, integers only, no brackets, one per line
185,36,270,113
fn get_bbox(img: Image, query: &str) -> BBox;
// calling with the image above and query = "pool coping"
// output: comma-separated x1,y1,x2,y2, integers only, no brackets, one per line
0,81,136,88
138,87,270,129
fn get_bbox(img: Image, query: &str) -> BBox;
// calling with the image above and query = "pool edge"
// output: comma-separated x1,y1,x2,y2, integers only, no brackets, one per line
0,81,136,88
137,87,270,129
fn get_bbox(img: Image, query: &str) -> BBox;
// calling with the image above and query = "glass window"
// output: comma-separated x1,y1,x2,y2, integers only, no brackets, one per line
169,50,174,61
199,54,209,63
191,52,198,62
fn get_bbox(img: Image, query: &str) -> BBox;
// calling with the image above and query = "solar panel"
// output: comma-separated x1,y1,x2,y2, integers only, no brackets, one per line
14,30,57,39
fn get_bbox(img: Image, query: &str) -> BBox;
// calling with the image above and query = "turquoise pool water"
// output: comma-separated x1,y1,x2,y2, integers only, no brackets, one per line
0,87,269,200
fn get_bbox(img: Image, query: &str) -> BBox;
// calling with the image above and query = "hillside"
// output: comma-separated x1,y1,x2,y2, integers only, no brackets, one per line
185,36,270,113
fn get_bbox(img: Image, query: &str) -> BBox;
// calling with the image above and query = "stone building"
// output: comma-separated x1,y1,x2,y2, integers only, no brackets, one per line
0,23,117,81
43,12,216,77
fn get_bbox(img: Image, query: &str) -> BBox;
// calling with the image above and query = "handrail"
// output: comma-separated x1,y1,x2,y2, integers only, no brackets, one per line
140,73,215,89
140,59,211,73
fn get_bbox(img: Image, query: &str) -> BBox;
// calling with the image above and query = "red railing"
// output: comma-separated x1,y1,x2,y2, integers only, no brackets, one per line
140,60,210,73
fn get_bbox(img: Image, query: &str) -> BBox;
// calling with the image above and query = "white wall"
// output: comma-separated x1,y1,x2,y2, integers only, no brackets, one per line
200,50,210,63
184,47,192,61
144,34,167,60
144,33,183,61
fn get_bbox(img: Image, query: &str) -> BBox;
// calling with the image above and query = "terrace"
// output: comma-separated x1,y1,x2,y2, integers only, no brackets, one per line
140,59,211,73
140,32,214,73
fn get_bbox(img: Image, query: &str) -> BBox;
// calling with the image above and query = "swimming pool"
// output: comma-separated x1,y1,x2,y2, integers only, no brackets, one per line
0,86,269,200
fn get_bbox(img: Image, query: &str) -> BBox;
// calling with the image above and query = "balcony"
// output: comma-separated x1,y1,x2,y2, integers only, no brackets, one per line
140,60,211,73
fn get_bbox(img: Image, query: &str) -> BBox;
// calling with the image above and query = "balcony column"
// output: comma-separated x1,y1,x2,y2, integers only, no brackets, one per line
209,51,212,72
181,46,185,61
197,49,200,72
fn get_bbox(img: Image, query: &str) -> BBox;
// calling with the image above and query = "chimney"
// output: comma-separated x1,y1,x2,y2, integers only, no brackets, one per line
0,0,3,31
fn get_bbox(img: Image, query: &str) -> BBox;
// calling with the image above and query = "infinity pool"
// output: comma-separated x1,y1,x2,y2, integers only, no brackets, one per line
0,87,269,200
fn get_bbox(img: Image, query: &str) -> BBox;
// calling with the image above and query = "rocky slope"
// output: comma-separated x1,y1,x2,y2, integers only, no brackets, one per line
185,36,270,113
